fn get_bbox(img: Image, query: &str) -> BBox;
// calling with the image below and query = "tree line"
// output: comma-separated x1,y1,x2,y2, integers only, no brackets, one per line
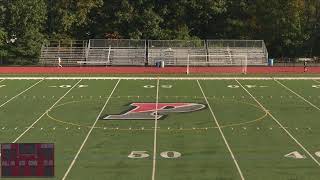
0,0,319,64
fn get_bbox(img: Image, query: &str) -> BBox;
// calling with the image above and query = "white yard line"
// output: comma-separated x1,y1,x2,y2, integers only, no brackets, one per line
275,79,320,111
0,79,44,109
197,80,245,180
12,79,82,143
152,79,160,180
61,79,120,180
235,79,320,167
1,77,320,80
313,79,320,84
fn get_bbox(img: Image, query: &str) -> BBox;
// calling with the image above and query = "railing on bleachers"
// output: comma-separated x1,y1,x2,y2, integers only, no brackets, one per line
207,40,268,66
148,40,207,66
40,40,87,66
88,39,146,66
40,39,268,66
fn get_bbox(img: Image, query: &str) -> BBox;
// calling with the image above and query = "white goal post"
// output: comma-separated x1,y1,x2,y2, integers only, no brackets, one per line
107,45,111,65
186,54,248,74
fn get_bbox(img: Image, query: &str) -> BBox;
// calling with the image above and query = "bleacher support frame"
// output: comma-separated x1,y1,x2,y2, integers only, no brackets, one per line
40,39,268,67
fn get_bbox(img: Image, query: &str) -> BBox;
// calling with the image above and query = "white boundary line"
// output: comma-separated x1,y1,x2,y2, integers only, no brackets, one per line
197,80,245,180
275,79,320,111
12,79,82,143
152,79,159,180
0,77,320,80
235,79,320,167
0,79,44,109
61,79,121,180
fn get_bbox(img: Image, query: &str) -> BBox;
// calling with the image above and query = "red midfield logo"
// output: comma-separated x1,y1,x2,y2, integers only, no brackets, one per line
101,103,206,120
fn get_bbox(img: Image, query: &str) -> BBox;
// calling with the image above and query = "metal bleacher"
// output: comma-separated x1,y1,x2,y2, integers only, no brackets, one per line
40,40,87,66
148,40,207,66
87,39,146,66
207,40,268,66
40,39,268,66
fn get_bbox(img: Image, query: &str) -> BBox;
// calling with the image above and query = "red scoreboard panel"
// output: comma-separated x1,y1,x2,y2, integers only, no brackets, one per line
1,143,54,178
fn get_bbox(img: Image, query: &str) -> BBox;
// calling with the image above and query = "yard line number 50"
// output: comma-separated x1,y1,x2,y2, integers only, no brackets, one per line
128,151,181,159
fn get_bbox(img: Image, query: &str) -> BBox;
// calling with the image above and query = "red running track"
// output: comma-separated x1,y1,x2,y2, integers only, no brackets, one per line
0,66,320,74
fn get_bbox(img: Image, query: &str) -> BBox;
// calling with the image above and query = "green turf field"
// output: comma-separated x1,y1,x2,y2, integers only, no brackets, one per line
1,77,320,180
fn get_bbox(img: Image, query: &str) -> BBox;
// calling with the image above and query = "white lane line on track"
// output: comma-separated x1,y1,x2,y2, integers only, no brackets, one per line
275,79,320,111
12,79,82,143
197,80,245,180
235,79,320,167
61,79,121,180
0,79,44,109
152,79,159,180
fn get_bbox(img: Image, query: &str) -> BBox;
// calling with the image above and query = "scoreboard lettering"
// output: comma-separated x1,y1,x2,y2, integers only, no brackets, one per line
1,143,54,178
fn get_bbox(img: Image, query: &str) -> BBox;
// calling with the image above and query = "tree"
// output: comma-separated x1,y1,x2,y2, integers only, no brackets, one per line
232,0,307,57
47,0,103,39
89,0,163,39
0,1,8,64
4,0,47,64
303,0,320,56
1,0,319,64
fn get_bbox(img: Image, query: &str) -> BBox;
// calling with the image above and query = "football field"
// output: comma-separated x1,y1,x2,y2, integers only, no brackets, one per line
1,77,320,180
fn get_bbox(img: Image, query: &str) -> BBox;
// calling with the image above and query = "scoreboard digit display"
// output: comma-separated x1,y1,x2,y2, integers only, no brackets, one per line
1,143,54,178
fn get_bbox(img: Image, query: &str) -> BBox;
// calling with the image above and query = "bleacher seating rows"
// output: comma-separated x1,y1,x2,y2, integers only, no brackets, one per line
40,39,268,66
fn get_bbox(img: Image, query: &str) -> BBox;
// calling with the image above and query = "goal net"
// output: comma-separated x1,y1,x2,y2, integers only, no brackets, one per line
186,54,248,74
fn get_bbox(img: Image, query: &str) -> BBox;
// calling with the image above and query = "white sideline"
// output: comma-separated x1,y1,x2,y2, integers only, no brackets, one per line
0,76,320,80
235,79,320,167
275,79,320,111
61,79,120,180
0,79,44,109
12,79,82,143
197,80,245,180
152,79,160,180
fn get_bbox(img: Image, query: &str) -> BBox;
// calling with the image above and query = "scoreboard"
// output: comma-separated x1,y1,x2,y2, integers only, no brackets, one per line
1,143,54,178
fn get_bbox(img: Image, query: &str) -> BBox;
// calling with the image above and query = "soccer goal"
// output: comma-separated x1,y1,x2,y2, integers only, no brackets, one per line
186,54,248,74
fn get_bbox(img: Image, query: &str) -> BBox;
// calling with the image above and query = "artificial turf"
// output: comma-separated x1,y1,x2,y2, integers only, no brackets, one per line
0,77,320,180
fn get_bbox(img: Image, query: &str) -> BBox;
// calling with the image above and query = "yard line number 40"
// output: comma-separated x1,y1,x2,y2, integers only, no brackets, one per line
284,151,320,159
128,151,181,159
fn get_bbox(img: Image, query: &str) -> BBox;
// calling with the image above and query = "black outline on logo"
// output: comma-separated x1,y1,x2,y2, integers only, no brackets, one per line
100,102,207,121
